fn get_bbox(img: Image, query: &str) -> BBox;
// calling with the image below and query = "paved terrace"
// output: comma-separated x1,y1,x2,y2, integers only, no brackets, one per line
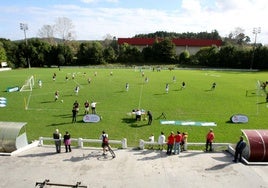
1,145,268,188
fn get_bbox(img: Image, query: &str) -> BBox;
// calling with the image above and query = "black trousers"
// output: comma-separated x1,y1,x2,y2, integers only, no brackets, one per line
206,140,212,151
234,150,243,162
167,144,173,155
65,145,71,152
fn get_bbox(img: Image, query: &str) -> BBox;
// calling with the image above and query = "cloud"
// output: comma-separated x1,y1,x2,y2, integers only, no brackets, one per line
181,0,202,13
1,0,268,44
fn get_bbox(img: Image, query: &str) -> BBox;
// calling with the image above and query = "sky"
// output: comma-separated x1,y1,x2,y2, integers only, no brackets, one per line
0,0,267,44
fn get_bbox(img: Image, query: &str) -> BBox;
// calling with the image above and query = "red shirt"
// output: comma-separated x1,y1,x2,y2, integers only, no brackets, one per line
206,131,215,142
174,134,182,143
167,134,175,144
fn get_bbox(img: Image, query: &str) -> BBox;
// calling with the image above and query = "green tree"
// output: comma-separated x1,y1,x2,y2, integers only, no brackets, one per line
134,30,221,40
142,46,154,62
217,45,236,68
46,45,59,67
58,44,74,66
103,46,116,63
192,46,219,67
117,43,142,63
225,27,250,46
253,46,268,69
0,42,7,63
152,38,176,63
26,39,51,67
0,39,18,68
179,50,190,64
77,42,104,65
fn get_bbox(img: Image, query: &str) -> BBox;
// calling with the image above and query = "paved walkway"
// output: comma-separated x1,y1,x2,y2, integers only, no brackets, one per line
0,146,268,188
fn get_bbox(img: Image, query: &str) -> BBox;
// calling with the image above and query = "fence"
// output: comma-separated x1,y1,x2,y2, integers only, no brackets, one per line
38,137,127,149
39,137,231,151
139,139,231,150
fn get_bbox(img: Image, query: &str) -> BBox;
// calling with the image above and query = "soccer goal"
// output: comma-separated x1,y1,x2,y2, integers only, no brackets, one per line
20,75,35,92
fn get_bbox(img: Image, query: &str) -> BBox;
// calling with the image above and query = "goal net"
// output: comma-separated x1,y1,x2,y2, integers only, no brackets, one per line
20,75,35,92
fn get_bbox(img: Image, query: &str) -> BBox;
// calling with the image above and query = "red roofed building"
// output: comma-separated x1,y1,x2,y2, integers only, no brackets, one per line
118,38,222,55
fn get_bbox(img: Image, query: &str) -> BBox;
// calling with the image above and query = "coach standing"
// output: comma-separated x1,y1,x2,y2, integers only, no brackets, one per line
233,136,246,163
205,129,215,152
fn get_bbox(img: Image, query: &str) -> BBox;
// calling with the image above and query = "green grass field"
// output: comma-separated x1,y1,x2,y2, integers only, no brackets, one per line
0,67,267,148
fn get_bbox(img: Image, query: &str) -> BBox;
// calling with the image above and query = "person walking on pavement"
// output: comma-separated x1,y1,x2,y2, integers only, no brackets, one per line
100,131,109,155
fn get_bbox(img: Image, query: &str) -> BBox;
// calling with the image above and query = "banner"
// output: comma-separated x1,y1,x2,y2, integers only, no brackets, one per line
230,114,248,123
0,97,7,107
160,120,217,126
83,114,101,123
6,86,19,92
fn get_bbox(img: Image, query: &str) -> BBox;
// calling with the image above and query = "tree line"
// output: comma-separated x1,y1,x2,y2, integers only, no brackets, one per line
0,31,268,69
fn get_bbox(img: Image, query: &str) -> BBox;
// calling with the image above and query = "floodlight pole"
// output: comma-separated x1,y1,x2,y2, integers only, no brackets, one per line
20,23,31,68
250,27,261,70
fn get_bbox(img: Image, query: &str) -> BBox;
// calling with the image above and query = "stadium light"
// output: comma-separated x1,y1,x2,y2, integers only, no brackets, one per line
20,23,31,68
250,27,261,70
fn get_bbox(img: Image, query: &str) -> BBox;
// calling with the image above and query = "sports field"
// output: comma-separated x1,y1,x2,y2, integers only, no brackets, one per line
0,67,267,147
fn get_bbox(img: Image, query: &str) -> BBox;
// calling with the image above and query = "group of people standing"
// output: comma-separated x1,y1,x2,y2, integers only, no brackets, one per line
155,129,214,155
72,100,97,123
53,129,115,158
165,131,188,155
157,129,246,163
53,129,113,157
53,129,72,153
154,129,213,155
52,128,246,163
152,131,188,154
133,109,153,125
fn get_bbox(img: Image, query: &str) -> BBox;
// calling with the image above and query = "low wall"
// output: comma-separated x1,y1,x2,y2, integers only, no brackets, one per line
38,137,128,149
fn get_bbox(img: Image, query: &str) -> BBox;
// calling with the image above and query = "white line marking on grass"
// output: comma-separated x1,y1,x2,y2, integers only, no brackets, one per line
25,91,32,110
138,82,144,109
26,107,65,111
204,73,221,77
31,91,55,97
73,79,83,89
256,90,260,115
